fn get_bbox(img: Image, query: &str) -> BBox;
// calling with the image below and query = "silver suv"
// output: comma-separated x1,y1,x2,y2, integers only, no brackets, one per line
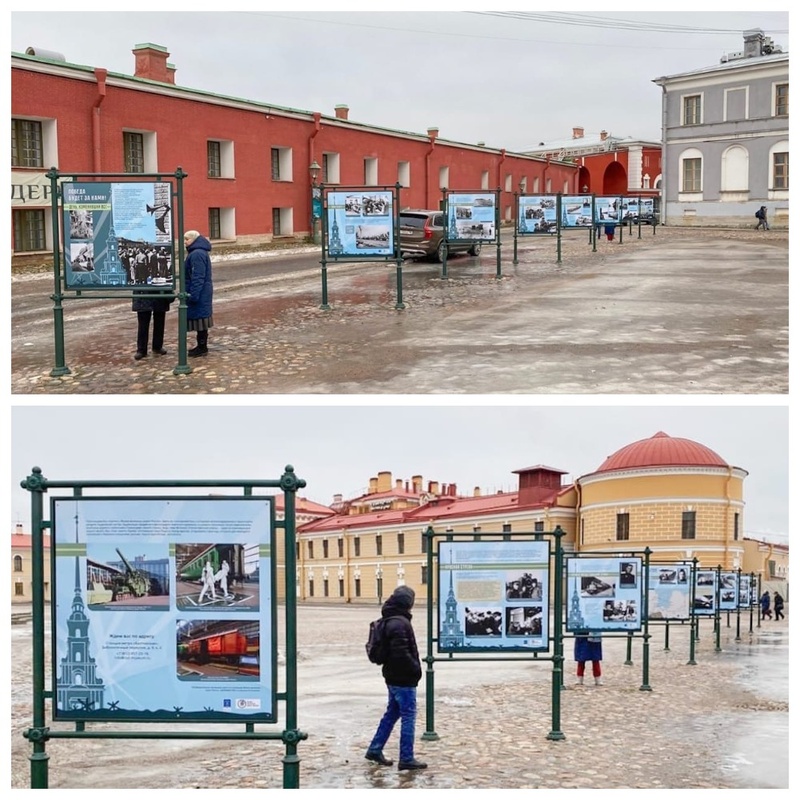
399,210,482,262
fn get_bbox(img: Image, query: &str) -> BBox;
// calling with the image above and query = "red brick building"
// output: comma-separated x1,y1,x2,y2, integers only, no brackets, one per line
11,43,578,255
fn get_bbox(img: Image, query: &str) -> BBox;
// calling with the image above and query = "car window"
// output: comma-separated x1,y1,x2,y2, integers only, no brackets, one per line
433,214,443,227
399,215,426,229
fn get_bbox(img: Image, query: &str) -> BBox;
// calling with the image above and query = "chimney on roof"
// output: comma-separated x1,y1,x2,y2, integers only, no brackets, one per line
600,130,608,141
572,126,584,139
449,483,457,496
428,481,439,495
473,486,481,497
427,127,439,140
133,43,174,84
412,475,423,493
396,479,403,491
377,471,392,493
369,477,378,494
16,522,24,534
333,494,343,505
334,104,349,120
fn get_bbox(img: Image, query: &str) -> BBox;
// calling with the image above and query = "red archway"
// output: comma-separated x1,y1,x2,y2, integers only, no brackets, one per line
603,161,627,195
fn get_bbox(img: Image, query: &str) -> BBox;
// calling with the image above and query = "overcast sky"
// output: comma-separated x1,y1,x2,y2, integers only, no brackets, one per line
10,6,790,150
9,404,788,545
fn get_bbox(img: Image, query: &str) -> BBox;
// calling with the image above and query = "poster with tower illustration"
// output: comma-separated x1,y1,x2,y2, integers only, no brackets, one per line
565,556,643,632
51,495,276,723
437,539,550,653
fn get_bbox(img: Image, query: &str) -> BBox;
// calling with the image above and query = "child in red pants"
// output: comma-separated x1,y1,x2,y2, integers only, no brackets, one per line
575,632,603,686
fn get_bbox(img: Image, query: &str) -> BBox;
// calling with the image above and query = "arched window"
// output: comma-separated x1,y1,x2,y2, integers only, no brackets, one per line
679,148,703,193
14,555,23,572
720,145,749,192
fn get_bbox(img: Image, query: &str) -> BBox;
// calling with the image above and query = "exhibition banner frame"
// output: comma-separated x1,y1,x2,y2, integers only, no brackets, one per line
646,561,693,622
50,495,277,723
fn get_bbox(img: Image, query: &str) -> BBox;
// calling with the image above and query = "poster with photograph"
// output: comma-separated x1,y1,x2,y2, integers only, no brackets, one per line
445,193,497,242
61,181,175,289
326,190,394,257
621,197,656,224
518,195,558,235
51,496,275,722
647,563,691,621
437,539,550,652
718,571,739,611
594,196,623,223
693,569,718,616
738,574,757,608
565,557,643,632
560,195,594,227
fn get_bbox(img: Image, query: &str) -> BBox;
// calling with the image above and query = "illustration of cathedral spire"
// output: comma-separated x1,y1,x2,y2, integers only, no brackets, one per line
57,507,105,713
518,204,530,234
448,206,458,239
439,551,464,649
99,218,127,286
329,210,344,255
567,580,588,631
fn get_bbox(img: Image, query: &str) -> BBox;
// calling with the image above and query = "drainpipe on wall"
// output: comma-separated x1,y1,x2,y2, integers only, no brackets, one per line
308,112,322,241
92,68,108,173
659,84,667,225
424,129,437,208
308,111,322,168
496,148,506,193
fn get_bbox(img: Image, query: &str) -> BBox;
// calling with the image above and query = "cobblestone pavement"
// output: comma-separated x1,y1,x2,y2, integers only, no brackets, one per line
11,604,789,790
11,227,788,395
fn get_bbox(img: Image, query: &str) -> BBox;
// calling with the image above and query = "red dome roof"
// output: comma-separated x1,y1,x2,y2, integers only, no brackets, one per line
596,431,728,473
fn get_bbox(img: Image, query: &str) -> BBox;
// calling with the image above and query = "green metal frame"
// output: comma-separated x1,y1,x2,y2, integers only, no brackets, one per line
45,167,192,378
20,464,307,789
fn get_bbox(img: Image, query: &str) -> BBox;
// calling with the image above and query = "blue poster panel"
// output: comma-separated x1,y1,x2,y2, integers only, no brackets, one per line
518,195,557,235
62,181,175,289
595,196,623,223
51,496,276,723
738,574,757,608
647,563,691,621
565,557,643,632
561,195,594,227
621,197,656,224
718,571,739,611
437,539,550,652
446,193,497,242
694,568,718,615
326,190,394,257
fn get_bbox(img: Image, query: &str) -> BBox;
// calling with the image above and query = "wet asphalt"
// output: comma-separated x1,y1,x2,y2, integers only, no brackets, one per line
11,227,788,395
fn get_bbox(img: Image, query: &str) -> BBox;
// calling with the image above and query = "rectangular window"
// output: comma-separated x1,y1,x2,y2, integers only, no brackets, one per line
338,578,344,597
322,153,330,182
11,119,43,167
364,157,378,185
534,521,545,533
323,539,329,558
308,579,314,598
208,208,221,240
13,209,46,252
323,579,329,597
355,578,361,598
272,208,282,236
616,513,630,541
376,535,382,556
682,158,702,192
15,583,25,596
295,542,300,559
502,523,512,533
768,559,776,578
397,533,405,555
773,152,789,189
683,94,701,125
775,83,788,116
681,511,696,540
337,538,344,558
733,513,739,541
354,538,361,557
123,132,145,173
207,141,221,177
307,541,314,559
271,148,281,180
397,161,410,187
421,565,428,585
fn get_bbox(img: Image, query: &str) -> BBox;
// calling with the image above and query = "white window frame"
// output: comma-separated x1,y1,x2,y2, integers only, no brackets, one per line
208,139,235,179
397,160,410,188
678,148,703,199
681,93,703,126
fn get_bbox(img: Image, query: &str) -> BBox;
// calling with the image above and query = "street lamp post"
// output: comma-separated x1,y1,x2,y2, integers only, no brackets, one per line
376,565,383,606
309,160,321,245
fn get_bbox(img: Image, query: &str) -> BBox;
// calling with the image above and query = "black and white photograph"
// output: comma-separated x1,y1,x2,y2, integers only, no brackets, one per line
580,575,615,597
602,599,637,621
344,195,362,215
505,570,544,600
455,205,473,219
464,607,503,637
658,568,677,584
362,194,389,216
619,562,637,587
355,224,390,249
69,209,93,239
505,606,543,636
69,242,94,272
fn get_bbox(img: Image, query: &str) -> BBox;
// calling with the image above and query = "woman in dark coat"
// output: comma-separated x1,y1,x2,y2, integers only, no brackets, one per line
574,632,603,686
184,230,214,357
132,292,172,360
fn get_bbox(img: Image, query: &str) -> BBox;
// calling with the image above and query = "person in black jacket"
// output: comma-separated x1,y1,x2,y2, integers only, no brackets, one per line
132,291,172,360
365,585,427,771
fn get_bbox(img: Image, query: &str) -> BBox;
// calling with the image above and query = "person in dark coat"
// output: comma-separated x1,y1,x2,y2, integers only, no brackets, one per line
132,292,172,360
574,632,603,686
184,230,214,357
760,590,772,620
773,591,784,620
754,205,770,230
365,586,427,771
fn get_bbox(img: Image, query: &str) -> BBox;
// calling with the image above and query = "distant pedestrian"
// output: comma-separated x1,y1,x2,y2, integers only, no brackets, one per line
574,631,603,686
365,586,427,771
760,590,772,620
184,230,214,357
604,223,615,241
773,591,785,621
754,206,770,230
131,291,172,361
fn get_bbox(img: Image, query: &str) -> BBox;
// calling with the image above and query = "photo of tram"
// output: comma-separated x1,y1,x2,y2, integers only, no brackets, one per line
174,543,260,611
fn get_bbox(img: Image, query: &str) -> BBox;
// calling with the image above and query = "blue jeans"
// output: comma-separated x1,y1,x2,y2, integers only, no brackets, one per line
368,685,417,762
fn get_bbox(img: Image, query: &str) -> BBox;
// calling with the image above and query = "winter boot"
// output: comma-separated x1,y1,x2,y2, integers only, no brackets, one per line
594,677,603,686
188,330,209,357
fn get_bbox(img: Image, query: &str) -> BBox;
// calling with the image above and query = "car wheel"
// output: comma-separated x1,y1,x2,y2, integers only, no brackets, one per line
468,242,482,257
435,241,447,263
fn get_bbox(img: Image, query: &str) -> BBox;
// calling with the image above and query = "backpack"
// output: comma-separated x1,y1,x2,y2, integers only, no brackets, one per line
366,616,398,664
755,210,760,218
